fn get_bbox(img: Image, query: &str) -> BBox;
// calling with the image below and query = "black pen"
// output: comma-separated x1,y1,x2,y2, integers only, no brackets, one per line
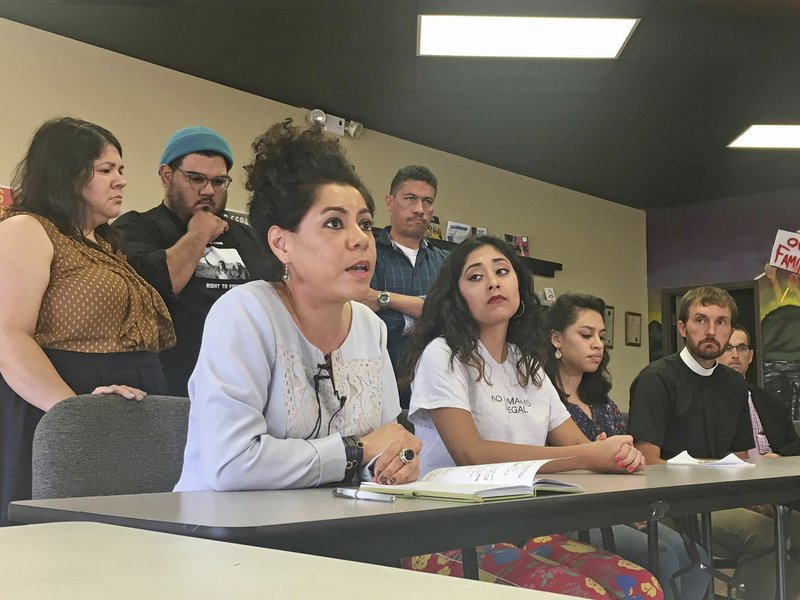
332,487,396,503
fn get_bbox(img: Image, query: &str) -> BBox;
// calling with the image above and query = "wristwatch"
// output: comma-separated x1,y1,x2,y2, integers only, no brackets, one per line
377,291,391,310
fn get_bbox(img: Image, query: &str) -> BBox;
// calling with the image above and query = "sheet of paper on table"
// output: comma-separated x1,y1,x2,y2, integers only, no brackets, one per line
666,450,755,467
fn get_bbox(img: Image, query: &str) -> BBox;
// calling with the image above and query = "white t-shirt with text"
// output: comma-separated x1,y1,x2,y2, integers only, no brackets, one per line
408,337,570,475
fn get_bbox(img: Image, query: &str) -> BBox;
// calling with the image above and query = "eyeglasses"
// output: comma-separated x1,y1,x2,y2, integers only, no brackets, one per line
174,167,232,192
724,343,751,353
306,358,347,440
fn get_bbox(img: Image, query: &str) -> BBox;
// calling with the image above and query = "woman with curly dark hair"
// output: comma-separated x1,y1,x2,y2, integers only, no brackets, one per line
400,236,661,598
174,120,420,492
545,293,709,599
402,236,642,475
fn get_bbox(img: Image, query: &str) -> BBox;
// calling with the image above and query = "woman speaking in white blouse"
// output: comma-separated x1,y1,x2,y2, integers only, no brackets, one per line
175,120,420,492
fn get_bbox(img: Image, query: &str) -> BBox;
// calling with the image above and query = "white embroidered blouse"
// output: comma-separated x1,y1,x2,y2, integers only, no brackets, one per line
175,281,400,491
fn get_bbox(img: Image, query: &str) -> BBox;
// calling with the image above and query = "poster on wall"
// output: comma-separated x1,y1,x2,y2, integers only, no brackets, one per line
625,312,642,347
426,215,443,240
503,234,530,257
0,185,12,215
446,221,471,244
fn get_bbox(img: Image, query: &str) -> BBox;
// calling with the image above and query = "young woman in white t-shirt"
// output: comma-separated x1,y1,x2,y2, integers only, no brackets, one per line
400,236,661,598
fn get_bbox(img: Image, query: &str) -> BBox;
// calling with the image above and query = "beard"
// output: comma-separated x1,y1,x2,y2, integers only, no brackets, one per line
685,335,724,360
166,182,226,221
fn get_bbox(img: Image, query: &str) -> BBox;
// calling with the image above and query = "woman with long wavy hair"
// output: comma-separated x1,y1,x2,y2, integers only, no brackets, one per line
399,236,661,599
545,293,709,599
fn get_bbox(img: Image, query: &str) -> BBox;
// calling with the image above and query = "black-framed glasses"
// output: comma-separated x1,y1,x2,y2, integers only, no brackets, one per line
305,358,347,440
724,343,751,353
174,167,232,192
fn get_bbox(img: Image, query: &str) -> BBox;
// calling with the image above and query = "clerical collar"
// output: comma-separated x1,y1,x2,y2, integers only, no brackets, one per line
680,346,717,376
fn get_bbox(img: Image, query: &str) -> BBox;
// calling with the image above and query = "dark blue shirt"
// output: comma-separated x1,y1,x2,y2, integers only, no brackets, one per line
565,398,626,441
371,227,448,368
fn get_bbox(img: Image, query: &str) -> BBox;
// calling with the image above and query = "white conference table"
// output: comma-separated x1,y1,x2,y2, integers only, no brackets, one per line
10,460,800,597
0,521,576,599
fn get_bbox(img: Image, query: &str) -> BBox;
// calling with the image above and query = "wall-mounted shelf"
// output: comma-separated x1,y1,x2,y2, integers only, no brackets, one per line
373,228,563,278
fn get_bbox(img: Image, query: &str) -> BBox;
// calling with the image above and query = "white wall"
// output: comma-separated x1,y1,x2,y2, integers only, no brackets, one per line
0,18,648,407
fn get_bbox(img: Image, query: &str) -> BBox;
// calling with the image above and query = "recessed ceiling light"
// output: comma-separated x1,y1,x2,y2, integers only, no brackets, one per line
417,15,639,59
728,125,800,149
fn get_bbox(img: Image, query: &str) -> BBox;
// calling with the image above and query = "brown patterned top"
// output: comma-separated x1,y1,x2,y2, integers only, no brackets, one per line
4,212,176,353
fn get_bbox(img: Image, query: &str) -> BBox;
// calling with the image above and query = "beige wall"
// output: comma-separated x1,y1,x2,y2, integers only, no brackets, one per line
0,18,648,408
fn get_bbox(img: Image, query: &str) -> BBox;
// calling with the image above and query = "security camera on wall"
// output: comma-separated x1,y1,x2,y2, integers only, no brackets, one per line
306,109,363,138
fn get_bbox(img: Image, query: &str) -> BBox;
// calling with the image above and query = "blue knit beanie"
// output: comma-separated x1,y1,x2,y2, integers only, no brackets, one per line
158,126,234,173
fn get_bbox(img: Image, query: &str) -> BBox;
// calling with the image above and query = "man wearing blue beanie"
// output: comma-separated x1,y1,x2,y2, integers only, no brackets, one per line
114,126,269,396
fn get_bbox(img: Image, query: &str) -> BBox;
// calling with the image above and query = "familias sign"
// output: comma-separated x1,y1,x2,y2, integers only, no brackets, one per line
770,229,800,274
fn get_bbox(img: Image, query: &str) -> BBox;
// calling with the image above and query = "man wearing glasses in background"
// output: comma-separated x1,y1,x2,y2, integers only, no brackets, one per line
719,325,800,458
114,126,268,396
714,325,800,598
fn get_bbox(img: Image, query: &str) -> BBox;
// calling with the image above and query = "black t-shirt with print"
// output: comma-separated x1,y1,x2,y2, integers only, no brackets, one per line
114,203,270,396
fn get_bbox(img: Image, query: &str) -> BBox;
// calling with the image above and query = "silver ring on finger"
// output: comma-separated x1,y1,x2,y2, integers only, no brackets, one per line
398,448,415,465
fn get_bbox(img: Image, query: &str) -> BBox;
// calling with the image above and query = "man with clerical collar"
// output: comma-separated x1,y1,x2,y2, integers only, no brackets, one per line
628,286,753,463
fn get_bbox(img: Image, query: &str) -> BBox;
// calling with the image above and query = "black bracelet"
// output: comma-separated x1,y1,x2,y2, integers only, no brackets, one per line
342,435,364,482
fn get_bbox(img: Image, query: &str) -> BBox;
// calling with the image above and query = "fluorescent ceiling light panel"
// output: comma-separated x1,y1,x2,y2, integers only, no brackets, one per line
417,15,639,58
728,125,800,149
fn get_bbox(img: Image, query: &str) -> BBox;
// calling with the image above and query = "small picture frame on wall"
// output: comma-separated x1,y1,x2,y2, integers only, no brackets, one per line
603,305,615,349
625,312,642,347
